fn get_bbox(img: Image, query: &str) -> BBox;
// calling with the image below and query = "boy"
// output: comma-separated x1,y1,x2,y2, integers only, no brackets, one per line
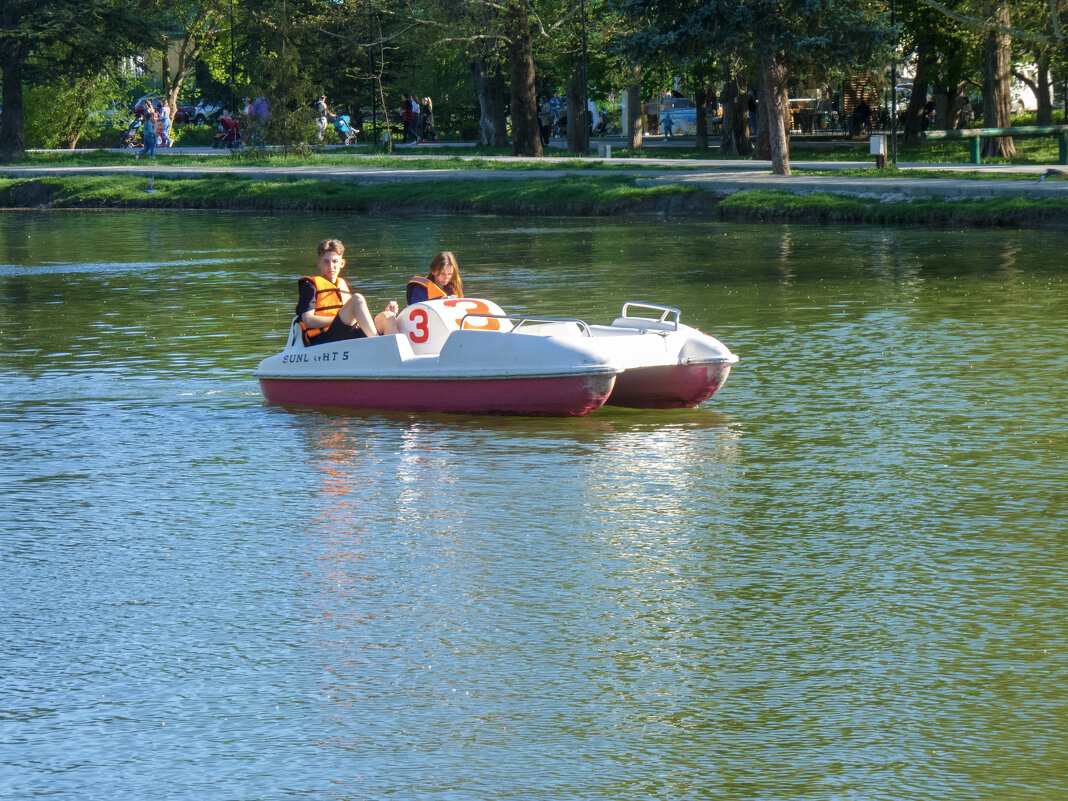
297,239,398,346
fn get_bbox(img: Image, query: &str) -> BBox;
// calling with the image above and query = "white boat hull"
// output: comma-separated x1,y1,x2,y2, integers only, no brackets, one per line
255,302,620,416
254,298,737,416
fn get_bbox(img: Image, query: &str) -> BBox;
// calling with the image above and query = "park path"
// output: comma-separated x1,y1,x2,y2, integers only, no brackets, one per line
5,146,1068,200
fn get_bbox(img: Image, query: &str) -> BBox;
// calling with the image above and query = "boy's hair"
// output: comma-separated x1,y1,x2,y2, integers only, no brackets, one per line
317,238,345,258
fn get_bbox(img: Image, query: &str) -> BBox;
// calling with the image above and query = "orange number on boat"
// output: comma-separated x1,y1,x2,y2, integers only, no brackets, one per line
444,299,501,331
408,308,430,343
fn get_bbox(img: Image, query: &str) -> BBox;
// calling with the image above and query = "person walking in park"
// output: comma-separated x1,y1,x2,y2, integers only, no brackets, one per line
250,96,271,144
419,96,437,143
537,96,552,146
135,99,158,159
157,104,172,148
315,95,332,142
400,93,416,144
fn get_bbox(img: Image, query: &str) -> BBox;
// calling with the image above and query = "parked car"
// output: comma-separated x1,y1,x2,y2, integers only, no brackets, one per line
172,103,197,123
193,101,223,125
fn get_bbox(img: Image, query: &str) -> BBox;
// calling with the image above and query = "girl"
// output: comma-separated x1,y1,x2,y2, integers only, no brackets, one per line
419,97,436,143
406,251,463,305
156,104,172,148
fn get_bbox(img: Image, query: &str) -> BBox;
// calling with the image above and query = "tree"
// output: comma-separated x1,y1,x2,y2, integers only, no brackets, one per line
624,60,643,149
471,43,510,146
618,0,891,175
24,69,128,149
1,0,158,161
1015,45,1054,123
717,58,752,156
505,0,543,155
240,0,324,149
900,0,1068,149
897,0,982,140
982,0,1016,156
157,3,227,117
1011,0,1064,124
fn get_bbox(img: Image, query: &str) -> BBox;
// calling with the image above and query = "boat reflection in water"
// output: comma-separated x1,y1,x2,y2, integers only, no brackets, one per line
286,405,741,780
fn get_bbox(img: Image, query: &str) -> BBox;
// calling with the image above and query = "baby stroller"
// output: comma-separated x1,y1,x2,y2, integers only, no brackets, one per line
333,114,358,145
118,117,141,148
212,116,241,148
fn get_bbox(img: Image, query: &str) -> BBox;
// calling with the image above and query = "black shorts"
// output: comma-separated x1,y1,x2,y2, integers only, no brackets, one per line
307,316,368,346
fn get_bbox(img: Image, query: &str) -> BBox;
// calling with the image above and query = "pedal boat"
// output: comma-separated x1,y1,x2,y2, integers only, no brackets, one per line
586,302,739,409
255,298,621,416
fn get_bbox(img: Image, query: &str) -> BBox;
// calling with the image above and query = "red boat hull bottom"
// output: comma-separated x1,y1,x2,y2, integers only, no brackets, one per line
606,363,732,409
259,374,616,417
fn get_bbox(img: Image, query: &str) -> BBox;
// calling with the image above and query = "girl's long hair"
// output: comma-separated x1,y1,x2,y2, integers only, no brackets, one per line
429,251,462,297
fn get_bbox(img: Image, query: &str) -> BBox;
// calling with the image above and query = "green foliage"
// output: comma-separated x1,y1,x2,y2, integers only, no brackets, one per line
618,0,892,74
719,189,866,213
0,0,160,82
22,71,129,148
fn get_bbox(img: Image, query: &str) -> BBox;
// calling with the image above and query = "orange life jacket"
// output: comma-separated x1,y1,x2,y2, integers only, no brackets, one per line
299,275,350,344
406,275,458,305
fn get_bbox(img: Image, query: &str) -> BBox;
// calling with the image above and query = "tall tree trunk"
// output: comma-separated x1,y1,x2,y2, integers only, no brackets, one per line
505,0,541,157
694,86,708,150
162,10,217,118
761,53,790,175
566,71,589,153
951,85,967,129
471,51,509,147
933,89,948,130
1013,49,1053,124
903,41,931,143
626,64,642,150
165,36,210,118
161,39,172,110
1036,48,1052,125
719,65,752,157
982,2,1015,158
0,4,26,163
933,85,966,130
756,84,770,160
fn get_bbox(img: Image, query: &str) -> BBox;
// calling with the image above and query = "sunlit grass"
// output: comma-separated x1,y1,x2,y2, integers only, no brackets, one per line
3,171,1064,229
0,173,698,212
792,166,1042,181
717,188,1068,225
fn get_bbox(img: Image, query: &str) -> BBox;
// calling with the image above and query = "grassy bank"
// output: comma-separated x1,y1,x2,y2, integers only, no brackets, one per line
3,174,1067,229
0,174,701,214
791,165,1049,181
716,189,1068,228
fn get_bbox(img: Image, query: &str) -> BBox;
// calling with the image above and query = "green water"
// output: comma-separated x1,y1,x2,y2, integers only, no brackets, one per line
1,210,1065,800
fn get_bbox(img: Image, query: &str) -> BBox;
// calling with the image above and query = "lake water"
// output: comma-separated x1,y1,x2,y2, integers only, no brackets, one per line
1,210,1065,801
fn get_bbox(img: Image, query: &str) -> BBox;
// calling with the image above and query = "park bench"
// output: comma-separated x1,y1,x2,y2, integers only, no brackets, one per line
922,125,1068,165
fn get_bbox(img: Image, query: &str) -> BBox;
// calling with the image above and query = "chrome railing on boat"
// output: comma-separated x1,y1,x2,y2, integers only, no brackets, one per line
620,302,682,330
459,313,592,337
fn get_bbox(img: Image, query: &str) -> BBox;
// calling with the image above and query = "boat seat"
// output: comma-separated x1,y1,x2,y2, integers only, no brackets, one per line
396,298,509,355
